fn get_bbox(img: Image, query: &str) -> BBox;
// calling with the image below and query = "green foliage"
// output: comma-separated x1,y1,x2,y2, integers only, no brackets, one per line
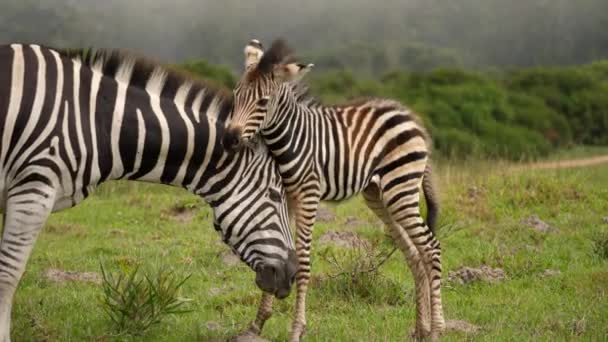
310,70,383,103
99,264,192,336
506,66,608,145
174,55,608,160
307,61,608,160
178,60,235,88
318,240,405,305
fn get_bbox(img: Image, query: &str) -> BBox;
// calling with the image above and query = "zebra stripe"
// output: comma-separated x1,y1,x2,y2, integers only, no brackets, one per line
0,44,296,341
226,39,445,341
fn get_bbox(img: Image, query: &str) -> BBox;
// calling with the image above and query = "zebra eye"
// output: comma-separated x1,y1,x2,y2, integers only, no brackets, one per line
257,98,269,107
267,188,282,203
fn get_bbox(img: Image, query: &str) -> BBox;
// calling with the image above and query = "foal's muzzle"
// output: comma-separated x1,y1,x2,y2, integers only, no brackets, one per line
222,127,243,151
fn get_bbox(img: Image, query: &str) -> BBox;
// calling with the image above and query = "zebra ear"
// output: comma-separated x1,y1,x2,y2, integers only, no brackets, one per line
244,39,264,69
274,63,314,82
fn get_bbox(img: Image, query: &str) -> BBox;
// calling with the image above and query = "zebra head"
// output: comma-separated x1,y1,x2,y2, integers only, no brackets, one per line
224,39,313,151
209,142,297,298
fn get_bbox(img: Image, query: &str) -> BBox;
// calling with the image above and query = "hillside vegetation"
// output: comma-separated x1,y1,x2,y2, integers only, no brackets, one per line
180,59,608,160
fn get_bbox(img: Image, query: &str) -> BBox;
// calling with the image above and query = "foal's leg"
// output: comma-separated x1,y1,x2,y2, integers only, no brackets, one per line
376,160,445,339
362,183,432,339
247,292,274,335
289,189,321,342
381,184,445,338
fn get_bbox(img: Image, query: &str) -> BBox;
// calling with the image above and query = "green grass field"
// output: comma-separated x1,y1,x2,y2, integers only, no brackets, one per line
8,158,608,341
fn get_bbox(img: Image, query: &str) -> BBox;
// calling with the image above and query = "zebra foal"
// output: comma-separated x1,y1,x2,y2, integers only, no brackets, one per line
224,39,445,341
0,44,297,341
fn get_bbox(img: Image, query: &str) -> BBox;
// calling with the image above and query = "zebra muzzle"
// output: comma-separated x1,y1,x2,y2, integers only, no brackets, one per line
255,250,297,299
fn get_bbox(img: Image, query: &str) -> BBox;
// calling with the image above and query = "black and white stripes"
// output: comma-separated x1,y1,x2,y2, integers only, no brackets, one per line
225,39,445,341
0,44,296,341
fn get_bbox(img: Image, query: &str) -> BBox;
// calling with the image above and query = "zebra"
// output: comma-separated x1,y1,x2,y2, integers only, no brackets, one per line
0,44,298,341
223,39,444,341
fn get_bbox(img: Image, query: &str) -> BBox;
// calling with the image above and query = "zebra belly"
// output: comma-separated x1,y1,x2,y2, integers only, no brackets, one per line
319,168,372,202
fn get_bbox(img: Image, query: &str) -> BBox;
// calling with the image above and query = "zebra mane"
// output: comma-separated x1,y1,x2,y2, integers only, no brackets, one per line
55,47,233,108
290,82,321,107
248,39,296,81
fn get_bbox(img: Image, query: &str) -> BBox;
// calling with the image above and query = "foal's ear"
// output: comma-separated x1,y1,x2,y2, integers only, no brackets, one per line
273,63,314,83
244,39,264,69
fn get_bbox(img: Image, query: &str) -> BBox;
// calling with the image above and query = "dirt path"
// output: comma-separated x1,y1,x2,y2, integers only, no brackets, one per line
523,154,608,170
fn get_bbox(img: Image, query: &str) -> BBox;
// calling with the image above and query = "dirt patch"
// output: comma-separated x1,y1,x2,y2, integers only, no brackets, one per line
231,332,269,342
525,155,608,170
319,231,370,249
167,205,197,224
316,205,336,222
208,287,226,296
571,318,586,336
205,321,221,331
448,265,506,284
522,215,556,233
219,250,242,267
108,229,127,236
344,216,370,228
467,186,486,200
445,319,480,334
540,269,561,278
603,217,608,224
45,223,85,236
44,268,101,284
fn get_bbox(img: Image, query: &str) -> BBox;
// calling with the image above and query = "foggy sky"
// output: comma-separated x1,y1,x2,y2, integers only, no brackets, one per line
1,0,607,72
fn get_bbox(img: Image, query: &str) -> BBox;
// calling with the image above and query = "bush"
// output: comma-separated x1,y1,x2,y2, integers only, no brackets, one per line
99,264,192,336
505,67,608,146
433,128,481,159
318,239,405,305
179,59,235,88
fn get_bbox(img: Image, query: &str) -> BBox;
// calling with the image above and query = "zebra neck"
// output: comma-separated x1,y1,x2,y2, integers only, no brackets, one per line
92,73,232,193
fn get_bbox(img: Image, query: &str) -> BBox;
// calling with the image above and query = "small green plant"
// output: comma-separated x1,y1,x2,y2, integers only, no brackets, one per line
320,239,406,305
99,264,192,335
592,231,608,260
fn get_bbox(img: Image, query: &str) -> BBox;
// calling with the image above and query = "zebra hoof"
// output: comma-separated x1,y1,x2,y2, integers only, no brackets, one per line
288,325,306,342
232,330,267,342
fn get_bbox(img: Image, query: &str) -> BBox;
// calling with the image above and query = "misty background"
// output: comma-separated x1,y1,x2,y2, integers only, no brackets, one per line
2,0,608,73
1,0,608,160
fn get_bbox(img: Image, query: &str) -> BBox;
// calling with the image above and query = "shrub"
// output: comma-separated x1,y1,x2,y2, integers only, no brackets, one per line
99,264,192,335
318,239,405,305
179,59,235,88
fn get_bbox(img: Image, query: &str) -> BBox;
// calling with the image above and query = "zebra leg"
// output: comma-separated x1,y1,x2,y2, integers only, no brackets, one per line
377,173,445,339
247,292,274,335
289,191,320,342
0,180,56,342
362,182,432,339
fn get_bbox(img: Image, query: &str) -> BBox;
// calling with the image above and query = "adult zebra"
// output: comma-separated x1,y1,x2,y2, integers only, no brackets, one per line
0,44,297,341
224,39,444,341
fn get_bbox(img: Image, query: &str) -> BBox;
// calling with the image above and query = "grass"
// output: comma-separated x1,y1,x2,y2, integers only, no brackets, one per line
6,157,608,341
